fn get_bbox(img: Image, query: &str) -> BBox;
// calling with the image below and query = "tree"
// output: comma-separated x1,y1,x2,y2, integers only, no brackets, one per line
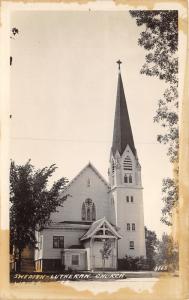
10,160,68,271
154,233,179,271
99,239,112,269
130,10,178,226
145,226,158,269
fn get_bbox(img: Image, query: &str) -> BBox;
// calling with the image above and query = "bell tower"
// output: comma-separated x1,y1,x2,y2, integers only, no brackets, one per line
109,61,146,259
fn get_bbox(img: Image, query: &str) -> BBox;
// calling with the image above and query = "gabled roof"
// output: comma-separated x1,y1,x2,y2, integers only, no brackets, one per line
80,217,122,241
111,71,136,157
64,162,110,191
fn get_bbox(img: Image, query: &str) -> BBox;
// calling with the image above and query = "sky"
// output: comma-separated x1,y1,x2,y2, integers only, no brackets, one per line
10,10,173,237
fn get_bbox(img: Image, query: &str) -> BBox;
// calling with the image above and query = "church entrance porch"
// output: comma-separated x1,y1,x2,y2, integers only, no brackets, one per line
80,217,122,270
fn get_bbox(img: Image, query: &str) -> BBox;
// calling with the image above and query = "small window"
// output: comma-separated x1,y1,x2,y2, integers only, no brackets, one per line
53,236,64,248
81,202,86,220
127,223,130,231
130,241,134,250
92,203,96,221
132,223,135,231
87,178,91,187
87,207,91,221
129,175,132,183
131,196,134,203
126,196,129,202
124,174,128,183
72,254,79,266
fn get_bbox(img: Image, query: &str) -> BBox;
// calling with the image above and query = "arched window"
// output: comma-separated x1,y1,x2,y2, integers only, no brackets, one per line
81,203,86,220
81,199,96,221
124,174,128,183
87,207,91,221
129,175,132,183
92,203,96,221
127,223,130,231
124,174,133,184
123,156,132,171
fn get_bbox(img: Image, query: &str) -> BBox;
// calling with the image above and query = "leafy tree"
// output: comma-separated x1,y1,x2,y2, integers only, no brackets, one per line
100,239,112,269
145,226,158,269
154,233,179,271
130,10,178,226
10,160,68,271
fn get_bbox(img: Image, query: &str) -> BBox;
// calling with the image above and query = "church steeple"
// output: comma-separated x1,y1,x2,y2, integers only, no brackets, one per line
108,62,146,261
111,62,136,157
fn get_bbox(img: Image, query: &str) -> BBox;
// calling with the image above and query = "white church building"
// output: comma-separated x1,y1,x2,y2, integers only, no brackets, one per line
34,63,146,272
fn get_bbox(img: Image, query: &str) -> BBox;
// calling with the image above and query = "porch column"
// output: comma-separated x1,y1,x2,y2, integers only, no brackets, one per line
90,238,93,270
115,238,118,269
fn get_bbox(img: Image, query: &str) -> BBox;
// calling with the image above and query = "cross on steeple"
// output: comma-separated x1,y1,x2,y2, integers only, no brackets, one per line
116,60,122,70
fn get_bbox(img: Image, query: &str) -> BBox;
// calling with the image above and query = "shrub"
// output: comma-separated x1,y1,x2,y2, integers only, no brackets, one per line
118,255,149,271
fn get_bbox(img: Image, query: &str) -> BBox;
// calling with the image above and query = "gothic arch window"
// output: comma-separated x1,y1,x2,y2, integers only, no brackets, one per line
81,203,86,220
87,207,91,220
81,199,96,221
92,203,96,221
129,175,132,183
124,174,133,184
124,174,128,183
123,156,132,171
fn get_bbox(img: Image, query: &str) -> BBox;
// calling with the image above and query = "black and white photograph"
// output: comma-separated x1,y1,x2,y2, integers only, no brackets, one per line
0,2,188,299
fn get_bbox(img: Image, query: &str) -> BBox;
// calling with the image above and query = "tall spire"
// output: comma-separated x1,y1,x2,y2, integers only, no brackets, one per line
111,61,136,156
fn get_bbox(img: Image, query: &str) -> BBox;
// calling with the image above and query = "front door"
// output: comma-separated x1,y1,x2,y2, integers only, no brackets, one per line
92,241,113,269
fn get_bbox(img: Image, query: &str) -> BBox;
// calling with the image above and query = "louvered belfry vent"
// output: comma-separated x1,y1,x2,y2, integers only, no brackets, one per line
123,156,132,170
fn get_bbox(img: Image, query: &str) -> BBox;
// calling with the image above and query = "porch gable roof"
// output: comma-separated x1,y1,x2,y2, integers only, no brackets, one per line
80,217,122,241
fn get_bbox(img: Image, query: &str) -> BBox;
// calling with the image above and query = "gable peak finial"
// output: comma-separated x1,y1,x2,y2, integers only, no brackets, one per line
116,60,122,71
